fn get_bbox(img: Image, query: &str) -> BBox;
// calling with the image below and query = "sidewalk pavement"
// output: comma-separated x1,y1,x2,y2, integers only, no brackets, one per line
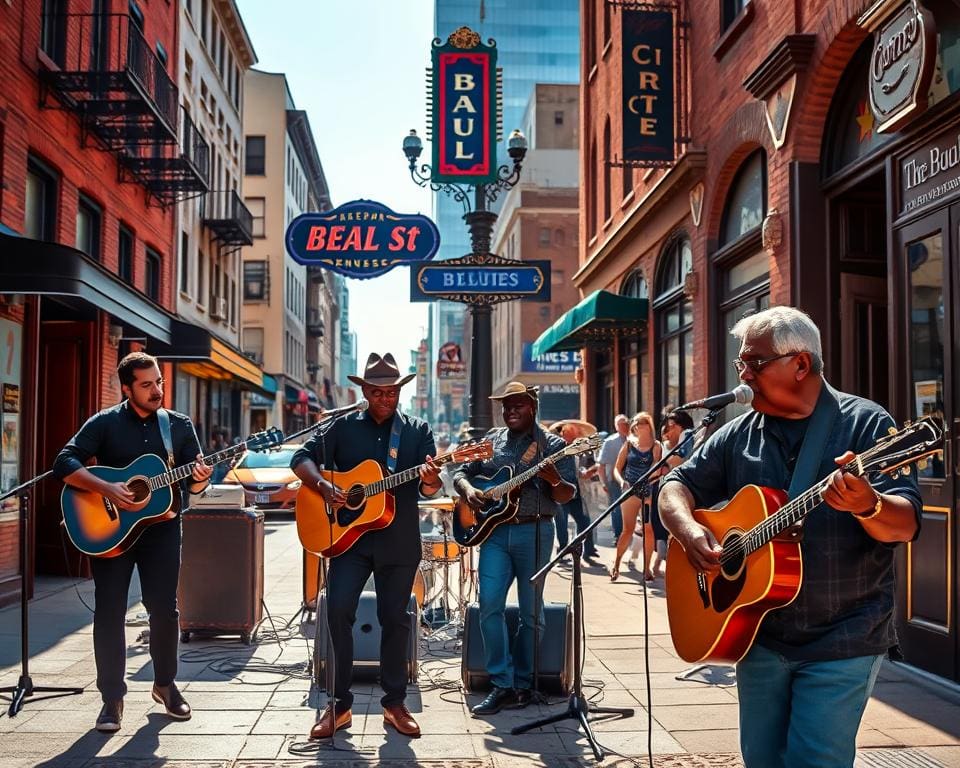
1,515,959,767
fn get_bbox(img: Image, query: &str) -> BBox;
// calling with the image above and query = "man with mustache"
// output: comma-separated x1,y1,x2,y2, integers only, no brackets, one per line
54,352,212,732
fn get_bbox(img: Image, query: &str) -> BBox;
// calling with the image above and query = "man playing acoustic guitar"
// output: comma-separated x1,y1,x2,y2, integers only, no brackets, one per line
453,381,576,715
659,307,922,768
53,352,212,733
292,352,441,740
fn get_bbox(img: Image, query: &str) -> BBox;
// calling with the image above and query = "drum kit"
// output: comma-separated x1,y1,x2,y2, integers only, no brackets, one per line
417,495,474,632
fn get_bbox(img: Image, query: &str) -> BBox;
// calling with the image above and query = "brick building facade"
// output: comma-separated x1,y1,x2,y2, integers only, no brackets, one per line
0,0,202,600
569,0,960,683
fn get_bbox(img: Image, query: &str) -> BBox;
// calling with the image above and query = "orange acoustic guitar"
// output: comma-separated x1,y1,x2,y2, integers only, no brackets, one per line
666,417,943,664
295,440,493,557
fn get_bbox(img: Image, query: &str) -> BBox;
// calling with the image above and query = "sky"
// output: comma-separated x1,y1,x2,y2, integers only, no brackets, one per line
235,0,437,374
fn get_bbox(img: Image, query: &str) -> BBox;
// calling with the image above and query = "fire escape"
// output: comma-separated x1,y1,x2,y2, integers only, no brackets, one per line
201,189,254,255
38,13,209,205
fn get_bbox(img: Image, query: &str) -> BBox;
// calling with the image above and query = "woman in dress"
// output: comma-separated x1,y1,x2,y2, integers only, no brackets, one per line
610,412,662,581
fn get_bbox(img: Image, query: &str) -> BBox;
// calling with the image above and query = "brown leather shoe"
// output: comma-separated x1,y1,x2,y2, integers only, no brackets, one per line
95,699,123,732
309,704,352,740
152,682,191,720
383,703,421,738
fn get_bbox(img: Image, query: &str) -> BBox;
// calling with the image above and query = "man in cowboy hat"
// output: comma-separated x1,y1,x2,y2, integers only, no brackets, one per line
292,353,442,740
453,381,577,715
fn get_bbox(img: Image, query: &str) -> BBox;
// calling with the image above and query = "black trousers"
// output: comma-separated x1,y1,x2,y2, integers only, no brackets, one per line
89,516,181,702
325,536,417,709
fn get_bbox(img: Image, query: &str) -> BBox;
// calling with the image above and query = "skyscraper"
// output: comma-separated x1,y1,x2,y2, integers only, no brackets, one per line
430,0,580,426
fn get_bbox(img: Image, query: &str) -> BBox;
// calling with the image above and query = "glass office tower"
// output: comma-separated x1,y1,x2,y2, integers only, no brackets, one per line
430,0,580,427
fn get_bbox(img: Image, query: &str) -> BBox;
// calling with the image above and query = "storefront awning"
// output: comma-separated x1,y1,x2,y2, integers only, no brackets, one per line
153,320,264,389
0,232,173,343
531,290,649,356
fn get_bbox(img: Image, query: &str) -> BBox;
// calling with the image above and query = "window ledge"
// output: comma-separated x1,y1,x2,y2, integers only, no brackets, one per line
713,3,755,62
179,290,192,301
602,215,615,231
196,303,206,313
588,64,598,84
620,190,635,210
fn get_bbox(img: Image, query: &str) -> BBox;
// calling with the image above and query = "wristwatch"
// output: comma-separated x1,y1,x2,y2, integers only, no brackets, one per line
854,490,883,520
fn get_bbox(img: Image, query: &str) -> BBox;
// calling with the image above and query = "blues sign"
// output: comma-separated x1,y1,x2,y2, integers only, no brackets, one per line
410,259,551,303
431,27,498,184
285,200,439,279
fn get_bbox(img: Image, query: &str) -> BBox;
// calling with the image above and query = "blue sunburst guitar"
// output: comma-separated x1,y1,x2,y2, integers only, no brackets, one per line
61,427,283,558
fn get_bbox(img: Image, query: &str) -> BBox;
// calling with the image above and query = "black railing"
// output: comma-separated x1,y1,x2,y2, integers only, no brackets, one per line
181,111,209,184
39,14,178,140
201,189,254,245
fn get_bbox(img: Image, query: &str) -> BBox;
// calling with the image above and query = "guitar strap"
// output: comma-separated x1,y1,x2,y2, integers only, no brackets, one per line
786,379,840,502
386,411,403,474
157,408,175,469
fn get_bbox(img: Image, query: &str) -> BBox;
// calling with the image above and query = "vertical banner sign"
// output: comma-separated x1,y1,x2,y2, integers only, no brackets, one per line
431,27,498,184
622,9,675,164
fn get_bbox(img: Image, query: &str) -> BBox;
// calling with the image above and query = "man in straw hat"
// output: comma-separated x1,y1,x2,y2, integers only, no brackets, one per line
453,381,577,715
292,353,442,740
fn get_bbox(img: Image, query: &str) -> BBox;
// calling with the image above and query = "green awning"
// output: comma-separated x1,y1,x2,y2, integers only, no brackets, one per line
531,290,649,356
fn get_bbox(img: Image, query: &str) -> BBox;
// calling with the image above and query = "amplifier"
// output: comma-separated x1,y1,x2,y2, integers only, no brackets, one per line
461,601,572,695
314,591,419,686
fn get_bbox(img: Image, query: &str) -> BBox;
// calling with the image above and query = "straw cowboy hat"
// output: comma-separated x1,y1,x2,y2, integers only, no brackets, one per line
489,381,539,402
347,353,416,388
548,418,598,439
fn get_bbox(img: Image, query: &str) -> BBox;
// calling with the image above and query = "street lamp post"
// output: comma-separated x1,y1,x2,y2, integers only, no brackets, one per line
403,128,528,439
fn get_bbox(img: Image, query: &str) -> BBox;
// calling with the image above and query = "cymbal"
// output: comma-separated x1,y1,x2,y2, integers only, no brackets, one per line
418,496,456,511
547,418,598,439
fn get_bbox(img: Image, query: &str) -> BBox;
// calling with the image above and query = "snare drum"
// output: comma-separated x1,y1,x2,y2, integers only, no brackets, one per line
421,534,463,563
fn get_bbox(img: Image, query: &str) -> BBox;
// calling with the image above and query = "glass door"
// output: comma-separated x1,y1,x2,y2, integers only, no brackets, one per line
895,209,957,682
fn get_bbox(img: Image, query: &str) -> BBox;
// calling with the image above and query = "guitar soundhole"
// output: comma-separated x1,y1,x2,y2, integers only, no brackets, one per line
720,532,745,579
345,484,366,509
126,478,151,503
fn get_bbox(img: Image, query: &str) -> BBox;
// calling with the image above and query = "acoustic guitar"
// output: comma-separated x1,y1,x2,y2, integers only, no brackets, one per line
665,417,943,664
61,427,284,558
453,433,603,547
295,440,493,557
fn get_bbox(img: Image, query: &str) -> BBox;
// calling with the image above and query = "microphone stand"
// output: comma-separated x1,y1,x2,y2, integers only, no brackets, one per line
0,471,85,716
511,408,722,761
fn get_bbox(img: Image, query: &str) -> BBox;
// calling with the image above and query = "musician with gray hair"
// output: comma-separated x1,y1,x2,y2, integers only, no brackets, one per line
659,305,921,768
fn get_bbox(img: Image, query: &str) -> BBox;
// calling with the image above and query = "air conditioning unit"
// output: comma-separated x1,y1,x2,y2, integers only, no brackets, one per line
210,297,228,320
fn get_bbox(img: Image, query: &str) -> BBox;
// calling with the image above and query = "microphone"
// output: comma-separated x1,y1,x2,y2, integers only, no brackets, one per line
675,384,753,411
317,399,368,422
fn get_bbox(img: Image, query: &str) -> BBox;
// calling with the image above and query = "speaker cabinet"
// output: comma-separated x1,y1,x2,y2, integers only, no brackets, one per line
461,601,572,694
178,507,264,644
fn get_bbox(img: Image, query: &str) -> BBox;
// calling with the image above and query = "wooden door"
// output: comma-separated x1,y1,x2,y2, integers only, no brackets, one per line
839,273,888,405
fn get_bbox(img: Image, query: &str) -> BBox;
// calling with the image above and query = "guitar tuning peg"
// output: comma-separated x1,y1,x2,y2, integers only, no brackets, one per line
888,427,898,435
902,465,911,476
904,419,913,428
918,459,928,471
891,470,900,479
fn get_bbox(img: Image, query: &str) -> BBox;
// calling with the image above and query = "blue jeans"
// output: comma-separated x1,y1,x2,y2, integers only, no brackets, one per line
554,494,597,557
477,521,553,690
605,479,623,539
736,643,884,768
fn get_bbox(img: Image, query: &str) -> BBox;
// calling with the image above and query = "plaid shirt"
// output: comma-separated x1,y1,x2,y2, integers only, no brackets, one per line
454,426,577,522
663,385,922,661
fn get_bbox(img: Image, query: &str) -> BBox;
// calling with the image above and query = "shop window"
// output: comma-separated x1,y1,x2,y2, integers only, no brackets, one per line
245,136,265,175
244,260,268,301
25,157,58,242
76,194,101,261
654,236,693,411
620,270,649,415
246,196,265,237
119,225,135,284
145,247,161,301
593,349,614,432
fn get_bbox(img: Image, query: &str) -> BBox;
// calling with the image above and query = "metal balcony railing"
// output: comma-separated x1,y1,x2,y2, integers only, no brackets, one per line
201,190,254,246
39,14,179,147
118,110,209,204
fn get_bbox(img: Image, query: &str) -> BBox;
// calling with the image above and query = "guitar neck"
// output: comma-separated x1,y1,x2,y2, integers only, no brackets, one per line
487,454,559,501
745,458,861,552
363,453,456,497
148,444,246,492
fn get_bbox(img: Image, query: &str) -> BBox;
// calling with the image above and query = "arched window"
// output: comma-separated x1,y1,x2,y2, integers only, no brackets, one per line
715,150,770,419
602,118,612,223
588,138,598,238
620,269,649,414
654,237,693,411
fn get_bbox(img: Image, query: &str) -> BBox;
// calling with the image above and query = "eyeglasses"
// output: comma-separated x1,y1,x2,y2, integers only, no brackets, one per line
732,352,801,374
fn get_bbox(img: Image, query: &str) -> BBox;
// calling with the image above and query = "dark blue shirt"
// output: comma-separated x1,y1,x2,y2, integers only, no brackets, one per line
52,401,202,515
453,426,576,521
291,410,435,565
662,383,922,661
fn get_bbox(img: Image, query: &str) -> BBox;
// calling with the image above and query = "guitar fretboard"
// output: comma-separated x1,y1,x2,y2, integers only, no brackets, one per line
146,444,247,492
362,453,457,497
486,455,561,501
